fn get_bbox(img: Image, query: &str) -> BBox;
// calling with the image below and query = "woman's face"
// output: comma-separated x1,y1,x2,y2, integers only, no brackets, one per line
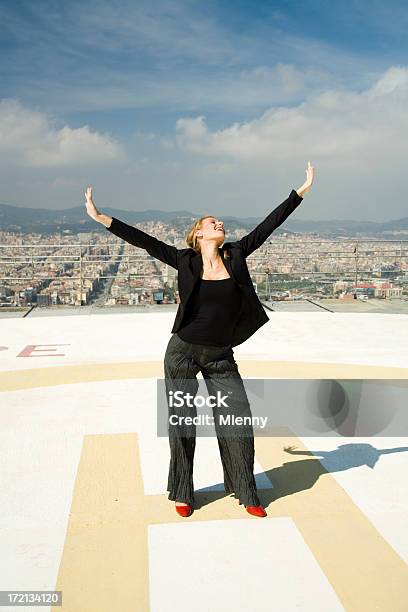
196,217,225,246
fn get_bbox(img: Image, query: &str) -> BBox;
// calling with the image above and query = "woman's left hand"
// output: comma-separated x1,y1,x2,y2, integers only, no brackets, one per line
297,161,314,197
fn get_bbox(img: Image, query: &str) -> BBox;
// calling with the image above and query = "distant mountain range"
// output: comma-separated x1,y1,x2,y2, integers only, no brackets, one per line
1,202,408,237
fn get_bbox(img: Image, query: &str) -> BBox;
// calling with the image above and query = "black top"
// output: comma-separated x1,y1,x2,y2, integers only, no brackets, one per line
177,276,243,347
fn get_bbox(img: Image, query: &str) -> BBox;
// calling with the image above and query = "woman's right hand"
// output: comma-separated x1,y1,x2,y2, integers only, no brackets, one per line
84,186,101,221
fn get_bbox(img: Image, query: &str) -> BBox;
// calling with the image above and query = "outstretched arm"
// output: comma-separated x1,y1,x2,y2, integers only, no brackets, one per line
105,216,179,270
84,187,179,270
233,189,303,258
232,162,314,258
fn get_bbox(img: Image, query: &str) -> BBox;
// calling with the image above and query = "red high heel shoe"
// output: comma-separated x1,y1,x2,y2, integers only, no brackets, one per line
175,503,193,517
245,504,267,517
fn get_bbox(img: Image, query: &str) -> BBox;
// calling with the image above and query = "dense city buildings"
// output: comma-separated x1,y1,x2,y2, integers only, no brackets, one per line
0,219,407,308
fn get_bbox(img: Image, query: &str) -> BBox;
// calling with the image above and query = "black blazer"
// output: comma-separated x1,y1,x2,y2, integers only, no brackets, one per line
106,188,303,347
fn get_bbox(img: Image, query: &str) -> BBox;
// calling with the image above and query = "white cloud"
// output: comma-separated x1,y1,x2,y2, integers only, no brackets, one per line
174,66,408,169
0,98,126,167
369,64,408,95
1,67,407,220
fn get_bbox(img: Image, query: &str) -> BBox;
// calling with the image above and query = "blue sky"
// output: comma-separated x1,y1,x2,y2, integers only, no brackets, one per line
0,0,407,220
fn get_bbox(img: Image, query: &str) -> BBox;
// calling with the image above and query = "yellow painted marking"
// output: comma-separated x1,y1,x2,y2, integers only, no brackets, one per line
1,363,406,610
1,359,408,393
52,434,149,612
51,429,408,612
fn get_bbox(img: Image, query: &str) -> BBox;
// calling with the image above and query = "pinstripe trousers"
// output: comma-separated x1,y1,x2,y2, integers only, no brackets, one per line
164,332,261,507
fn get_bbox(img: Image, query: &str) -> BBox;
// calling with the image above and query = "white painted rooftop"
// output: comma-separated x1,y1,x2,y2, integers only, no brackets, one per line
1,309,407,611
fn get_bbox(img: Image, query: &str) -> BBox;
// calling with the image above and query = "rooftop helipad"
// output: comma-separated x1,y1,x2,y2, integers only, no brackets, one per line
1,309,407,611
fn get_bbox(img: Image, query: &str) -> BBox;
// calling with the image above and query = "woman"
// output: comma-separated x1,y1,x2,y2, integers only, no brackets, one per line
85,161,314,518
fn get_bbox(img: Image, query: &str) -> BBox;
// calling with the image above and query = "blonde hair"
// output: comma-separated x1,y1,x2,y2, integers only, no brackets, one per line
185,215,214,254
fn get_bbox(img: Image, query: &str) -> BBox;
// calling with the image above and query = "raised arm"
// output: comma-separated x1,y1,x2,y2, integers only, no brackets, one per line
84,187,179,270
232,162,314,258
105,216,179,269
232,189,303,258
